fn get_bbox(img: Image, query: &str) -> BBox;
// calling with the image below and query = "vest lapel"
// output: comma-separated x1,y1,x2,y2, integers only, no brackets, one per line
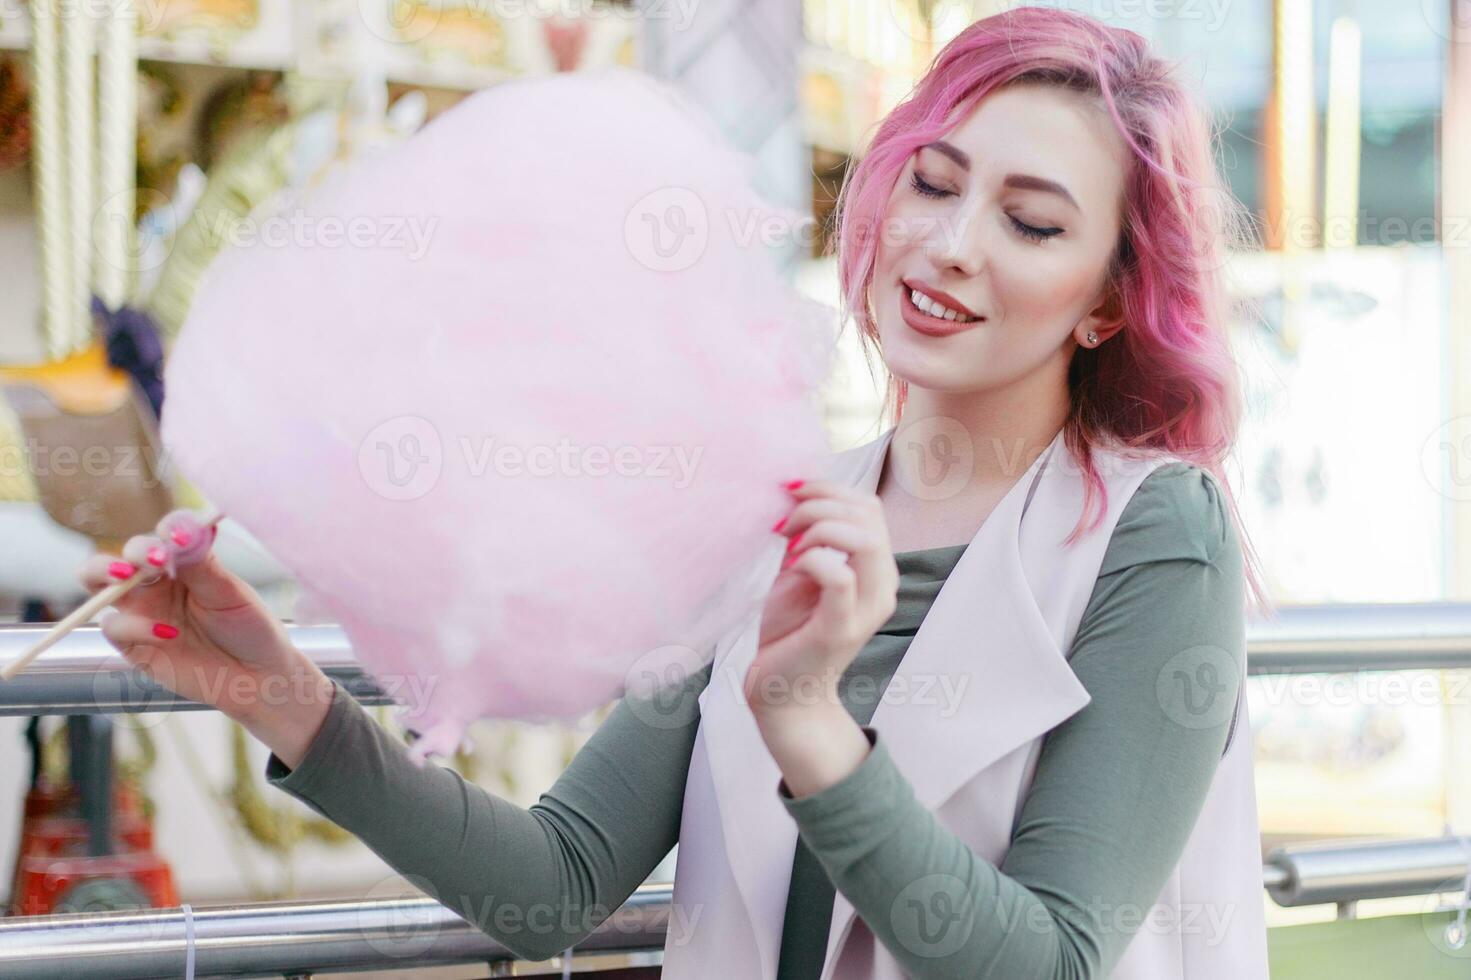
692,423,1095,980
817,423,1094,976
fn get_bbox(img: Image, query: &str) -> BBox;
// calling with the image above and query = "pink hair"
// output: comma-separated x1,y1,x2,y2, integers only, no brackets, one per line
831,6,1271,614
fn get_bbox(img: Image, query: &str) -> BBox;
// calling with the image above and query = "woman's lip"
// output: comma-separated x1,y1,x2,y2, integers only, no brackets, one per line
899,284,985,337
901,278,981,319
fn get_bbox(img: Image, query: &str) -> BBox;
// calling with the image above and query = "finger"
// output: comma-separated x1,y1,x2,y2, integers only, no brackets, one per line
171,548,262,612
97,610,171,685
783,482,889,546
757,572,820,646
775,499,859,539
118,521,240,607
785,546,859,643
784,479,878,505
98,607,180,649
78,553,143,593
784,519,873,565
784,518,895,606
146,511,254,611
121,534,170,583
156,509,217,567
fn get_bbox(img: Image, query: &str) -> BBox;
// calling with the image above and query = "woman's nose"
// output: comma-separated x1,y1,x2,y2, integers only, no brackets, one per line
923,207,986,278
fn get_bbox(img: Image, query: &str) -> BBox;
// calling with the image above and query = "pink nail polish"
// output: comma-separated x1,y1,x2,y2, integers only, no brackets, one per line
786,532,804,552
152,623,179,640
171,528,192,547
772,516,788,533
782,479,804,491
108,561,136,580
146,546,167,567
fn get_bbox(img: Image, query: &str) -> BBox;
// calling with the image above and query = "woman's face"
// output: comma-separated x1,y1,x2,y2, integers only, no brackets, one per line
872,83,1132,395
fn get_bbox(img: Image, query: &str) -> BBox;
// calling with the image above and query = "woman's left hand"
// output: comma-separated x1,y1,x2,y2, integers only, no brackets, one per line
745,479,900,724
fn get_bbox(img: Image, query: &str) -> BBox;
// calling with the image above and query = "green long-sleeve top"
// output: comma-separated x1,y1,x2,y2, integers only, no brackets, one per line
264,461,1246,977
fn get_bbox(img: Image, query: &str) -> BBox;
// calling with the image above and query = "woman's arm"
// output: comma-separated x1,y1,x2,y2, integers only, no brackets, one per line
779,464,1245,978
263,661,713,962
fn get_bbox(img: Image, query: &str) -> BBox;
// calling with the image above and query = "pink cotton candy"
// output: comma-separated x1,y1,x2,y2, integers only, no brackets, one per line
160,67,835,760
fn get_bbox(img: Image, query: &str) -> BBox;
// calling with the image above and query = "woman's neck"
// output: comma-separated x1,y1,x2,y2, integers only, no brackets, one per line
871,373,1069,553
887,375,1070,492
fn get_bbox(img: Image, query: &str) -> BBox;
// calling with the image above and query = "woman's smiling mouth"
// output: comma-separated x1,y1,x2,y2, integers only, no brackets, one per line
899,278,987,337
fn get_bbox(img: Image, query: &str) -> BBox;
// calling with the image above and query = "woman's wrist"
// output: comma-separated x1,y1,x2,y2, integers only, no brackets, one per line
753,695,871,799
232,655,337,771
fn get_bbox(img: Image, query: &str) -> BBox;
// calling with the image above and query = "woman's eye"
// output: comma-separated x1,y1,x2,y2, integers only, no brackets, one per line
908,169,1062,243
1009,215,1063,243
909,171,952,199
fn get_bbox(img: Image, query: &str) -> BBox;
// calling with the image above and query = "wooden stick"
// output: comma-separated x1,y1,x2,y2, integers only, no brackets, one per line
0,510,226,681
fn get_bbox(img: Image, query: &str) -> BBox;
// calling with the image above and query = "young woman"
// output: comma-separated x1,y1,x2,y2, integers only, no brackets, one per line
80,8,1272,978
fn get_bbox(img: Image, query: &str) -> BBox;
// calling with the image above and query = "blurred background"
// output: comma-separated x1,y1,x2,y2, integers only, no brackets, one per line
0,0,1468,976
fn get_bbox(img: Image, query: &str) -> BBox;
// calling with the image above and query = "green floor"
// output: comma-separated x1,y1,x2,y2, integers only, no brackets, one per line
1268,911,1471,978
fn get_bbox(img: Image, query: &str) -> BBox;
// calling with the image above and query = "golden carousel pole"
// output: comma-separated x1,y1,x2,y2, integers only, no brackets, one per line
5,0,160,562
27,0,69,361
95,0,139,315
59,0,96,356
1264,0,1316,354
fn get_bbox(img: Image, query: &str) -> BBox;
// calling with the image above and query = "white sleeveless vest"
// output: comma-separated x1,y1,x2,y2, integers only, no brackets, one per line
660,424,1269,979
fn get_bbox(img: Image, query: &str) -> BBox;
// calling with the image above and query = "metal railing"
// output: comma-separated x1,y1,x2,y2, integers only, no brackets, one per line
0,604,1468,975
1,839,1468,978
1244,602,1471,673
1265,835,1471,916
3,601,1470,717
0,623,392,717
0,882,672,978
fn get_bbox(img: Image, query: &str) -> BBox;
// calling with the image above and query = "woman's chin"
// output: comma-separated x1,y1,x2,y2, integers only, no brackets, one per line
877,332,969,390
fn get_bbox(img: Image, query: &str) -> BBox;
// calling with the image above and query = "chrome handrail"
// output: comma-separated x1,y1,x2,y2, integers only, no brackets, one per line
2,602,1470,716
0,623,392,717
1245,602,1471,673
2,838,1469,978
0,882,673,979
1265,835,1471,908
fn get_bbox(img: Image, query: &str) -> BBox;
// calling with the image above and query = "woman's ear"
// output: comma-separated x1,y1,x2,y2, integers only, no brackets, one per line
1078,287,1126,347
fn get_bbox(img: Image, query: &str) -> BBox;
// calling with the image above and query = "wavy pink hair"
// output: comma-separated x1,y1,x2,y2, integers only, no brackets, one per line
832,6,1270,613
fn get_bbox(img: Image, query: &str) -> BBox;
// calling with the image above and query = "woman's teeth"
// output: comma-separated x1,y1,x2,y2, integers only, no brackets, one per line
909,288,978,323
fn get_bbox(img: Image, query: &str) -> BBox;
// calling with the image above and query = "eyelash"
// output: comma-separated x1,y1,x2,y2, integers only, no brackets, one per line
908,172,1062,243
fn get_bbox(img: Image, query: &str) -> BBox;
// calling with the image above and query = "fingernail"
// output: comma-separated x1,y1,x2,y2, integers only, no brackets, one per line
171,528,192,547
782,479,804,491
781,553,797,570
772,516,788,533
152,622,179,640
108,561,136,580
146,546,168,567
786,532,804,552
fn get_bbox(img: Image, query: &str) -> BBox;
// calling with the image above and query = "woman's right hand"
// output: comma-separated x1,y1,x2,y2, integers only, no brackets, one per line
78,510,334,764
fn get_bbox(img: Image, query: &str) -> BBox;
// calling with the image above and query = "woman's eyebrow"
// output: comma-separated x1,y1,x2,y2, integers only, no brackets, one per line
1003,174,1080,211
920,140,1080,212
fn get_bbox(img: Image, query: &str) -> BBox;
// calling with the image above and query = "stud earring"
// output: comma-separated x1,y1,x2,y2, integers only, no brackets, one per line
1085,330,1098,346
